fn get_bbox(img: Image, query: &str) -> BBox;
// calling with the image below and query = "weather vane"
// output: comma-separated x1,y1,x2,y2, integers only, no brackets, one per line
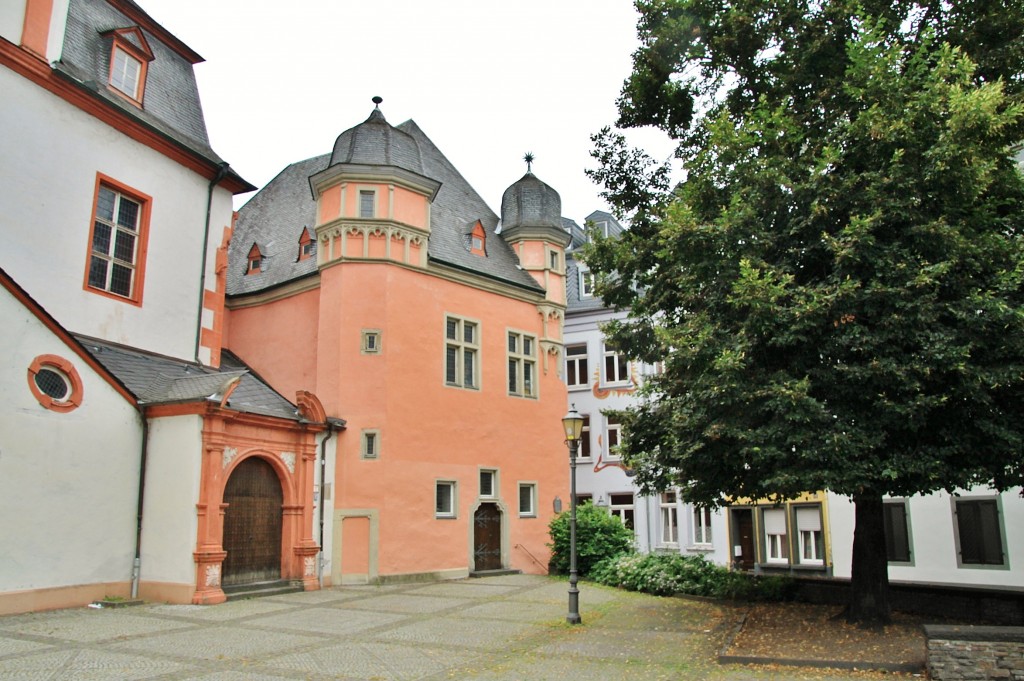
523,151,535,173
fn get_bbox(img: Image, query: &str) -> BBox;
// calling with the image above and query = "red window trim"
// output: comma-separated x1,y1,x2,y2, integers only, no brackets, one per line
82,173,152,306
104,27,154,107
27,354,84,413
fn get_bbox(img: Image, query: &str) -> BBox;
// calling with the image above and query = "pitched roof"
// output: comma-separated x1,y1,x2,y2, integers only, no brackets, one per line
75,336,301,420
56,0,252,191
228,112,543,297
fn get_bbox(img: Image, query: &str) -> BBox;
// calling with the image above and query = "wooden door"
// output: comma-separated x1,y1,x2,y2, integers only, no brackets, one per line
473,503,502,571
731,508,756,571
222,457,283,586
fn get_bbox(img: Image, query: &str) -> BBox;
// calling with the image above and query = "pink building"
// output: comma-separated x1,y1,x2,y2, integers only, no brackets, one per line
225,102,572,584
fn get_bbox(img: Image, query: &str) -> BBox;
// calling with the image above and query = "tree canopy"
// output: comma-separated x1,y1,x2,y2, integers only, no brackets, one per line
586,0,1024,622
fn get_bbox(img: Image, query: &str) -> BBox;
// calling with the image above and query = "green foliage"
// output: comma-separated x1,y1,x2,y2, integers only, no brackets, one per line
588,0,1024,623
547,502,635,576
591,553,794,601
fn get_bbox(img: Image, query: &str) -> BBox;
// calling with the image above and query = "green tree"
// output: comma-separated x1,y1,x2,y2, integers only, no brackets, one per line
586,0,1024,625
548,502,635,576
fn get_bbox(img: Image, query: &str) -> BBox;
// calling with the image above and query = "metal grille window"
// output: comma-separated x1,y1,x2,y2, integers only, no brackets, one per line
507,331,537,397
361,430,380,460
955,498,1005,566
479,470,496,498
88,184,143,299
883,501,912,563
565,344,588,388
445,316,479,389
359,190,375,218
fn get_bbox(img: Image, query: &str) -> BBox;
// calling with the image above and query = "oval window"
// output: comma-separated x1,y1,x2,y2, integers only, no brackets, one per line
34,367,70,400
28,354,83,413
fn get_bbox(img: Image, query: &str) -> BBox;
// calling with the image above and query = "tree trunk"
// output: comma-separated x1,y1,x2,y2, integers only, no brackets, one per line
847,492,891,626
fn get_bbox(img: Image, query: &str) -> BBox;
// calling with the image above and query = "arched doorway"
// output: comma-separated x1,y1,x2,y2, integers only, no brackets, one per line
222,457,283,586
473,503,502,571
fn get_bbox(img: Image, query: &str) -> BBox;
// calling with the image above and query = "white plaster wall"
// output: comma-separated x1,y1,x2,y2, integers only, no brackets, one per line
0,0,26,44
0,69,234,362
565,307,731,564
0,287,141,591
313,432,339,583
139,415,203,586
828,488,1023,588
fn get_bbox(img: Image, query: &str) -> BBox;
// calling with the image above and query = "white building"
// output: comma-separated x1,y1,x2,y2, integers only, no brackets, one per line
563,212,730,565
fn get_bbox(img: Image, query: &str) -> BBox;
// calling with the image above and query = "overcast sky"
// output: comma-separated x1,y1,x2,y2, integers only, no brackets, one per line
141,0,677,222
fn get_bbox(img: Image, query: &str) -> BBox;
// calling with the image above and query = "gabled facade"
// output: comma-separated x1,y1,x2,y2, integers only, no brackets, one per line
225,102,571,583
0,0,331,613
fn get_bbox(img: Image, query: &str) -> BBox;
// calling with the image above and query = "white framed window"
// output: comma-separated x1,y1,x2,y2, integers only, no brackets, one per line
110,45,142,99
883,500,912,564
602,343,630,384
435,481,456,518
795,506,823,565
578,415,592,459
605,415,622,459
954,497,1006,567
518,483,536,517
360,430,380,460
359,189,376,218
480,469,497,498
445,315,479,389
507,331,537,398
693,506,713,546
660,491,679,545
763,508,789,563
609,493,635,530
565,344,588,389
361,330,381,354
579,266,595,298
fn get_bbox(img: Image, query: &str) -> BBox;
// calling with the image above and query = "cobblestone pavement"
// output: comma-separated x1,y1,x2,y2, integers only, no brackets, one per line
0,575,892,680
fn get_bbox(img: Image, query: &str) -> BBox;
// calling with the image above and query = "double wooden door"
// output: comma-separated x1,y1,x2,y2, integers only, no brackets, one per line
222,457,283,586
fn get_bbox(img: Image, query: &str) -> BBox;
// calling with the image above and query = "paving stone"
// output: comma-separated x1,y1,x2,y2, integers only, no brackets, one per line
458,600,562,623
401,582,520,599
0,635,55,657
0,648,186,680
264,640,479,680
536,627,697,665
245,607,408,636
148,599,297,621
107,624,320,662
373,616,532,650
343,593,472,614
1,610,193,643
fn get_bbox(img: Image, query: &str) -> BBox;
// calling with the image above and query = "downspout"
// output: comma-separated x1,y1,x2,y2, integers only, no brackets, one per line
131,405,149,599
194,162,231,364
318,418,345,587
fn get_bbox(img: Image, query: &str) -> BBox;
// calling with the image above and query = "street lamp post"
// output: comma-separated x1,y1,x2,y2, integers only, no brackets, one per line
562,407,585,625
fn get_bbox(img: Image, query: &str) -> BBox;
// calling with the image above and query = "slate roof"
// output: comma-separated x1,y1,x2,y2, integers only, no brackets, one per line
228,110,543,297
565,211,625,315
56,0,252,191
76,336,301,421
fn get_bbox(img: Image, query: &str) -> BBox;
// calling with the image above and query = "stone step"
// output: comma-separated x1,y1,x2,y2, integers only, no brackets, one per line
469,569,523,578
223,580,302,601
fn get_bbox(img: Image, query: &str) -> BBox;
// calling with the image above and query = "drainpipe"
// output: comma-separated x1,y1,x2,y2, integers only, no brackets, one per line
130,406,149,599
194,162,231,364
318,418,345,587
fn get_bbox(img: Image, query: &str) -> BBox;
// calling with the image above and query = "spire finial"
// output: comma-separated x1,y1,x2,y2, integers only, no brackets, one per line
372,96,383,108
523,151,535,173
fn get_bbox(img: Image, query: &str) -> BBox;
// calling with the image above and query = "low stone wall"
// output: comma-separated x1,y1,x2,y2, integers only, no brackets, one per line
925,625,1024,680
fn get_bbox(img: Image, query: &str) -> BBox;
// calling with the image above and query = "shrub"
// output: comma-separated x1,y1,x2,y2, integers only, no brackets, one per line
548,502,634,576
590,552,794,601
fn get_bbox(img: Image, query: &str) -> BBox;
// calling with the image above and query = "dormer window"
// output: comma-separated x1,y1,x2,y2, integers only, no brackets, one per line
297,227,315,261
246,243,264,274
103,28,154,105
469,221,486,256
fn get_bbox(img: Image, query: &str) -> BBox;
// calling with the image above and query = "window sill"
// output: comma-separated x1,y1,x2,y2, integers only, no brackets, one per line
686,545,715,553
567,385,589,391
